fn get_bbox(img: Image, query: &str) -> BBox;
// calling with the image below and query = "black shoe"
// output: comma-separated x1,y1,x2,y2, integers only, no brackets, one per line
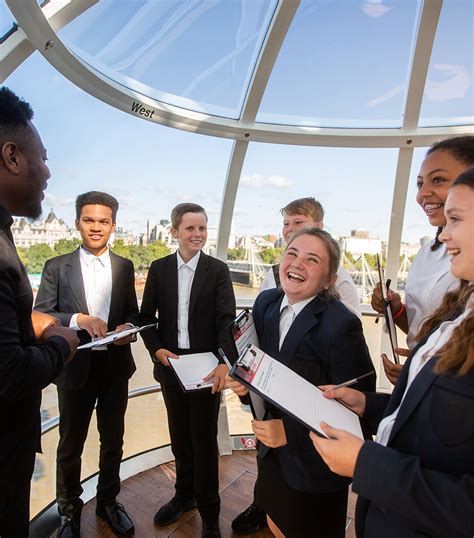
57,513,81,538
231,502,267,535
153,496,197,526
96,502,134,535
202,520,221,538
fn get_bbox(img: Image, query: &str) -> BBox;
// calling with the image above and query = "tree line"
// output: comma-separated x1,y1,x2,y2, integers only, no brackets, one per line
18,239,171,274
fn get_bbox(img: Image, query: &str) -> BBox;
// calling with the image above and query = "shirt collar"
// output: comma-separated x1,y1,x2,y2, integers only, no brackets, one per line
280,294,317,317
177,250,200,271
80,245,110,267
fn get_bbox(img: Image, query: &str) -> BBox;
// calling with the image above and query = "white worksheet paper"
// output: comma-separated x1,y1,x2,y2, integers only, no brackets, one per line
169,352,219,391
236,345,363,439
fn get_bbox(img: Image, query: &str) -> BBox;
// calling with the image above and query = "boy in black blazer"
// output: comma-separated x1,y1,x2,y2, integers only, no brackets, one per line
140,202,236,538
35,192,138,537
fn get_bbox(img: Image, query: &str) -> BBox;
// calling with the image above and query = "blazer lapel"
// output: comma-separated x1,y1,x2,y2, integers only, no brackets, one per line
263,296,283,360
189,253,208,315
278,296,326,367
166,253,179,326
387,355,438,444
65,249,88,313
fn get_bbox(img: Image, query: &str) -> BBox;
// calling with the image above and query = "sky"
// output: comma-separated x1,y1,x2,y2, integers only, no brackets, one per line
2,0,473,244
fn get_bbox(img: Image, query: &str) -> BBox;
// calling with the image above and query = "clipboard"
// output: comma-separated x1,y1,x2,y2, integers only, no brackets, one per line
229,344,363,439
376,254,400,364
226,310,265,420
77,324,155,350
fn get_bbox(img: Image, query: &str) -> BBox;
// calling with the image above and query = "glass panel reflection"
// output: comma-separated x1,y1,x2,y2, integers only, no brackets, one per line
58,0,277,118
419,0,473,126
257,0,422,127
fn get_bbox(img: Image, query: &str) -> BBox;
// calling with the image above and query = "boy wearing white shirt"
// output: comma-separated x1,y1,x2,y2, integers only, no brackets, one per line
140,203,236,538
35,192,138,537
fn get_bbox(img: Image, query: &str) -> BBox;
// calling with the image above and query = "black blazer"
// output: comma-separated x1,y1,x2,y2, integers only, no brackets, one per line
34,248,138,390
253,288,375,493
353,333,474,538
0,209,69,489
140,251,236,384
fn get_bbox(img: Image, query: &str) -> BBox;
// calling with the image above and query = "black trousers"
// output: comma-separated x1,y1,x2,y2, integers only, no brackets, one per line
56,352,129,515
0,482,30,538
160,368,221,524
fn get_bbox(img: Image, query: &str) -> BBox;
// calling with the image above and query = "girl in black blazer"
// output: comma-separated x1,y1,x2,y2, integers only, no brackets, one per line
312,169,474,538
227,228,375,538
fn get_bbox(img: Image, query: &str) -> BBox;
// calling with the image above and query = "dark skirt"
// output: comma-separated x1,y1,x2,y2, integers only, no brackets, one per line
255,449,348,538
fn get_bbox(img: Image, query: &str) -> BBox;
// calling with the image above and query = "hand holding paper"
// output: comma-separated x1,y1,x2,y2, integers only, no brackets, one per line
204,363,229,394
320,385,366,417
252,418,287,448
155,348,178,366
310,424,364,478
225,375,249,397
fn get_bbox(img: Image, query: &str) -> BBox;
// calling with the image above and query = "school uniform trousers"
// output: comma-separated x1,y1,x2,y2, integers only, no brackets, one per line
140,252,235,524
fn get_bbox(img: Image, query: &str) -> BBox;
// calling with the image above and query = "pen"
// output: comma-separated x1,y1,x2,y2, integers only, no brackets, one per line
375,278,391,324
218,347,232,369
330,371,374,390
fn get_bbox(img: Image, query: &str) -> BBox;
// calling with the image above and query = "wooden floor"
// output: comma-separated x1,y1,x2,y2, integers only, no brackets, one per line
74,451,357,537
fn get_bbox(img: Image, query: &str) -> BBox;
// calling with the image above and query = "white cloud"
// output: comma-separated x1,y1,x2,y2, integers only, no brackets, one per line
426,64,471,101
368,64,471,109
361,1,393,18
44,192,74,207
367,83,404,108
241,174,292,189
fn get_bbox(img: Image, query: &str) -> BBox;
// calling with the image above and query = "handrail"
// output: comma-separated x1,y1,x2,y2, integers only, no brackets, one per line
41,384,162,434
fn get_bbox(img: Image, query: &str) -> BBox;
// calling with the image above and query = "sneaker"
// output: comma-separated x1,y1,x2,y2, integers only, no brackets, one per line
231,503,267,535
153,496,197,526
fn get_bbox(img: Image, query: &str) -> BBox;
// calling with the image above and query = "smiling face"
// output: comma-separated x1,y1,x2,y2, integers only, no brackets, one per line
279,233,336,304
439,185,474,282
282,212,323,243
75,204,116,256
172,211,208,262
416,150,470,227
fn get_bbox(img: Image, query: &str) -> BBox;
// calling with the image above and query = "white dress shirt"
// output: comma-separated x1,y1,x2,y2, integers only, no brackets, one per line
261,264,361,319
176,251,201,349
405,239,458,348
70,247,112,330
279,294,317,350
376,295,474,446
